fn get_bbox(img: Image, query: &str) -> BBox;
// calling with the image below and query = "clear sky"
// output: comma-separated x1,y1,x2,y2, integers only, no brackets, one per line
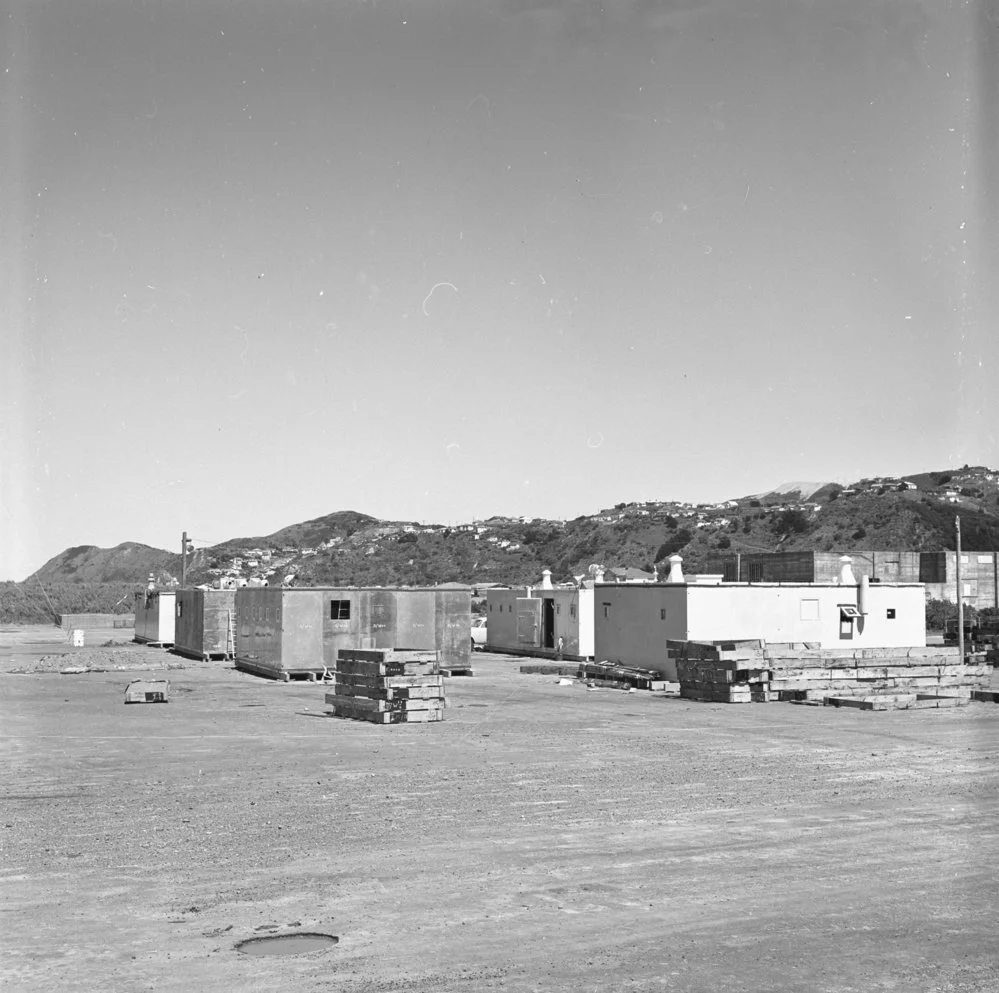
2,0,997,580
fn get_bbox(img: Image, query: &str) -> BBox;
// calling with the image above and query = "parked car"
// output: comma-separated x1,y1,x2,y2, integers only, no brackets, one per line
470,616,487,649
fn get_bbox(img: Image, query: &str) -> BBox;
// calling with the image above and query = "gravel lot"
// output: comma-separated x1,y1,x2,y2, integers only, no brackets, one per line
2,629,998,992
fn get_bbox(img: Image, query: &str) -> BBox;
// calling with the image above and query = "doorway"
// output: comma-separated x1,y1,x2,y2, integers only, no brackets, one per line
542,597,555,649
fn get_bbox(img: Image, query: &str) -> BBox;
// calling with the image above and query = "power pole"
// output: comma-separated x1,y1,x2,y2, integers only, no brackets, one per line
181,531,189,588
956,515,964,662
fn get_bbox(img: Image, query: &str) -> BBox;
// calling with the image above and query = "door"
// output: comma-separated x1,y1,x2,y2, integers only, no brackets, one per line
516,598,541,646
542,597,555,649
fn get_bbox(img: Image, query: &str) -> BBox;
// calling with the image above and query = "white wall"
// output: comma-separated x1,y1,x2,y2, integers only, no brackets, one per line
549,588,594,657
593,582,926,677
485,586,595,657
684,583,925,649
135,591,176,643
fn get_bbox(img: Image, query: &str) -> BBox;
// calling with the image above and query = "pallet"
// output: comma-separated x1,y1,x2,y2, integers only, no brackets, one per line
579,662,667,690
519,664,580,676
824,693,970,711
133,639,174,649
234,657,326,682
170,645,233,663
972,689,999,703
439,667,475,677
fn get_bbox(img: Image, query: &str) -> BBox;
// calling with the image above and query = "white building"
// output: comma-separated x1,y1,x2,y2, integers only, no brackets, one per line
594,556,927,680
486,570,595,659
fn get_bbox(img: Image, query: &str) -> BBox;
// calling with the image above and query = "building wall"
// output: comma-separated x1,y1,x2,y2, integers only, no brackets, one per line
593,585,688,678
236,588,325,675
684,583,925,649
236,587,470,676
485,587,595,657
133,591,176,643
811,551,921,583
485,587,531,650
736,552,816,583
175,589,236,658
593,582,926,679
922,551,999,609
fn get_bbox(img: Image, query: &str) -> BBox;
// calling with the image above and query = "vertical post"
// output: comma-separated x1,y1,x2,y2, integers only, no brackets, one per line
181,530,188,588
955,516,963,662
735,551,741,583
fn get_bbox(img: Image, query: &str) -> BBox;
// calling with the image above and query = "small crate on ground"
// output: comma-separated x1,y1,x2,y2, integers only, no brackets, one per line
327,649,445,725
124,680,170,704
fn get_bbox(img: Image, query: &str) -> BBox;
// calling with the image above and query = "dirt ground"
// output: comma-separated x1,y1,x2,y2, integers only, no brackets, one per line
2,626,999,993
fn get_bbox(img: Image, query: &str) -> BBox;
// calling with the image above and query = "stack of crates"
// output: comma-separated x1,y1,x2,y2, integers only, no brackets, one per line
325,649,445,724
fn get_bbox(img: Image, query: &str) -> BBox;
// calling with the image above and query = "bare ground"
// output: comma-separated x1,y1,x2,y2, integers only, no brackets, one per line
2,629,998,993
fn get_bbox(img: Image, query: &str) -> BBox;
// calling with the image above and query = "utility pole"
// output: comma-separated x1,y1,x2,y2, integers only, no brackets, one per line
956,515,964,662
181,531,189,588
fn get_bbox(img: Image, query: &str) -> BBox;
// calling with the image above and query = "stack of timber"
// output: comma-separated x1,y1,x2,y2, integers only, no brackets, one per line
767,645,989,707
326,649,445,725
577,661,673,692
668,640,775,703
668,640,990,708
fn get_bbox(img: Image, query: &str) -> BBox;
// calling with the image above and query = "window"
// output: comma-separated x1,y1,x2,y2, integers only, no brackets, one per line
886,608,896,620
838,604,859,640
748,563,764,583
960,555,969,564
978,555,993,564
799,599,819,621
330,599,351,620
570,605,576,618
660,608,666,621
603,603,611,618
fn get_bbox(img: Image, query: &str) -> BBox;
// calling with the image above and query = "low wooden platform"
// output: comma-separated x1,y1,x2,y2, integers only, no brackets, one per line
234,657,326,682
170,646,233,663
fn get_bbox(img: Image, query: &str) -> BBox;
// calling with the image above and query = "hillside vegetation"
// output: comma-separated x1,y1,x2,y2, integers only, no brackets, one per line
0,582,138,625
9,466,997,621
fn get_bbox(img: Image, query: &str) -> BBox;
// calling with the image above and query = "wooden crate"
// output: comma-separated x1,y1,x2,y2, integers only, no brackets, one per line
124,680,170,704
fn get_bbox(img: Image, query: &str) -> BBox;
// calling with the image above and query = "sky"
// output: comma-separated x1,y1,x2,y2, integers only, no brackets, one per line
2,0,997,580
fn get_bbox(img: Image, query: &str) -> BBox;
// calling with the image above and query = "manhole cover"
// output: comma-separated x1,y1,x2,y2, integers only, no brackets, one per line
236,933,339,956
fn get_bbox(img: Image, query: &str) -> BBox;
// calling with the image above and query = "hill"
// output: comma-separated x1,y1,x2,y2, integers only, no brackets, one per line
17,465,999,597
26,542,183,586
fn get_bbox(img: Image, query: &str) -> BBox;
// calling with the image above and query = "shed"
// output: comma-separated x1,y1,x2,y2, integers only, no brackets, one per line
173,588,237,661
593,579,927,680
234,587,471,680
133,589,176,646
486,586,594,659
